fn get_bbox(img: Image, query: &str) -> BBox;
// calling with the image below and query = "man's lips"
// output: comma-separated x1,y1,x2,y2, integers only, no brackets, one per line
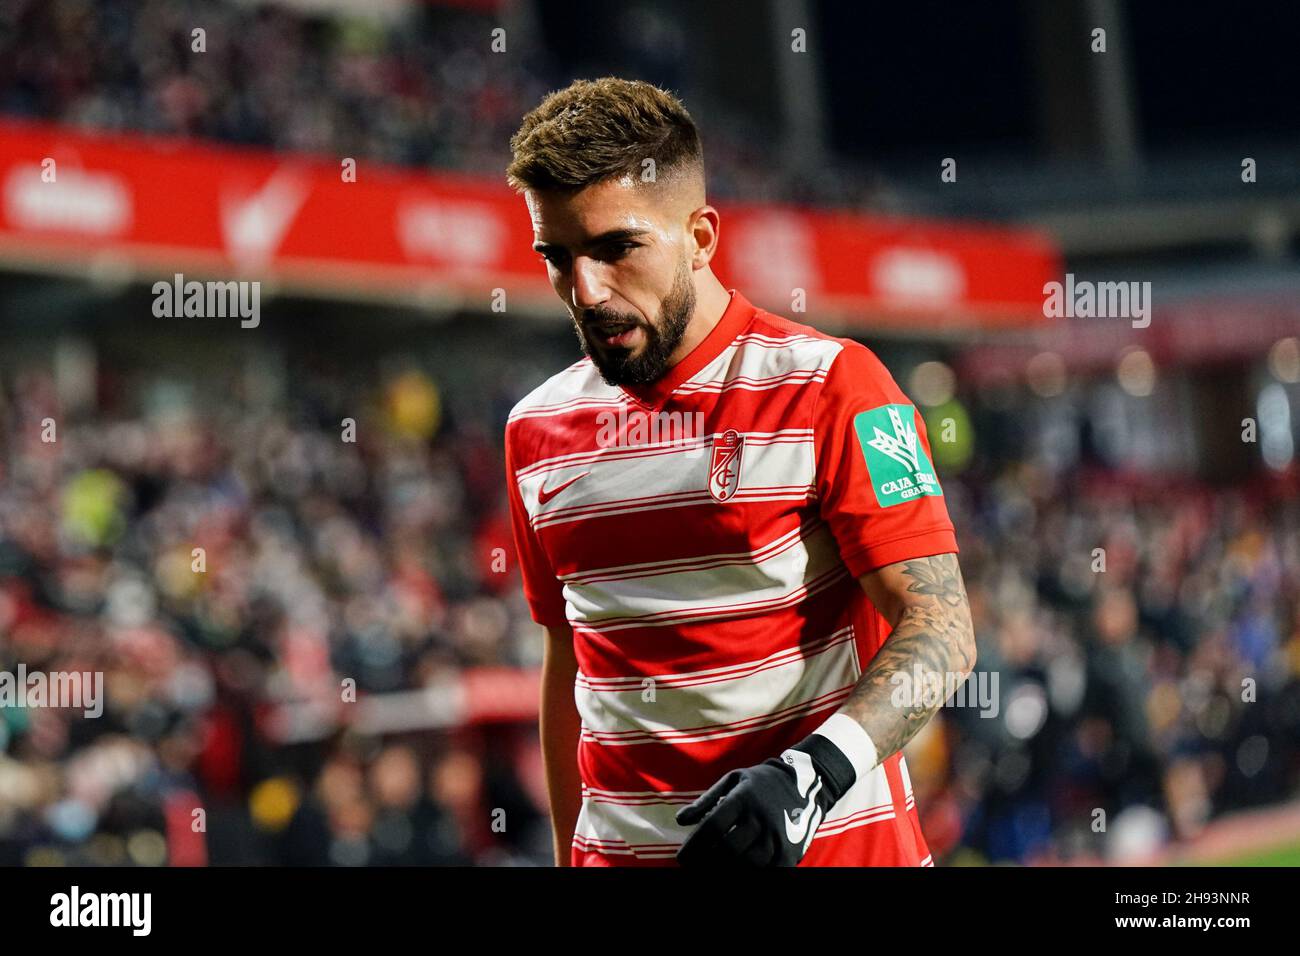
587,323,642,348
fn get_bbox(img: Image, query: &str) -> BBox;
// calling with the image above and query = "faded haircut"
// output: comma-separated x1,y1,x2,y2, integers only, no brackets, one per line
507,76,704,194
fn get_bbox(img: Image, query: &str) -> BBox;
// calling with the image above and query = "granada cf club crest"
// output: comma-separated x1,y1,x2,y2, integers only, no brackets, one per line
708,429,745,502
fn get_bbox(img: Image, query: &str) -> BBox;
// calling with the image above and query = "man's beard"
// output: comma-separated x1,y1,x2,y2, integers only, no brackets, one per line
574,262,696,387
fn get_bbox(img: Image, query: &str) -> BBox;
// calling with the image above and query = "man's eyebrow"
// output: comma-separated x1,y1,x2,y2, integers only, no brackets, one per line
532,228,652,254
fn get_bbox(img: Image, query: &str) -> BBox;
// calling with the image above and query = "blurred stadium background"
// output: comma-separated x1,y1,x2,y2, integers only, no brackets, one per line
0,0,1298,867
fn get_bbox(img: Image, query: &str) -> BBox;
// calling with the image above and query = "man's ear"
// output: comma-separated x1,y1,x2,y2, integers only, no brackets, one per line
688,205,721,267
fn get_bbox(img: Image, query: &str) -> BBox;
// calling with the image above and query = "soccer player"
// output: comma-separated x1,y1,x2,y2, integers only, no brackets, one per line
503,77,977,867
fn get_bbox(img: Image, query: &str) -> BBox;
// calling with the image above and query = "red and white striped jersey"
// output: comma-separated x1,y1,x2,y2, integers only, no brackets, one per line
505,289,957,866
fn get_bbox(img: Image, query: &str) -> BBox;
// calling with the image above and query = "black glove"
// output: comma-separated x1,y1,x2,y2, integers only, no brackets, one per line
675,733,857,867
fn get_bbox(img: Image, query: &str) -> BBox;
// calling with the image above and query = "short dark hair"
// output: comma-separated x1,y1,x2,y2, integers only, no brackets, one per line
506,76,703,193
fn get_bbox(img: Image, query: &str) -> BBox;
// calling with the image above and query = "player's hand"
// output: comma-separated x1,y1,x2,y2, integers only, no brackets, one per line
674,733,855,867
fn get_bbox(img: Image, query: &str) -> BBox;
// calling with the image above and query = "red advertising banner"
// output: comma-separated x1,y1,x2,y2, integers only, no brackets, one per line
0,119,1060,328
957,295,1300,382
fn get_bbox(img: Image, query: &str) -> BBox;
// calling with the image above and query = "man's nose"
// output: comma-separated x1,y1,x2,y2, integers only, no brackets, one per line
570,257,610,311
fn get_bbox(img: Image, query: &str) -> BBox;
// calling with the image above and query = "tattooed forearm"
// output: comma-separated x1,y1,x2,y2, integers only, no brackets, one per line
839,553,977,766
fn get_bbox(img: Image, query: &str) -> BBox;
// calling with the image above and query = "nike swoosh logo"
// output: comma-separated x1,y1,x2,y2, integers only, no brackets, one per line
220,168,310,266
537,472,589,505
784,777,823,845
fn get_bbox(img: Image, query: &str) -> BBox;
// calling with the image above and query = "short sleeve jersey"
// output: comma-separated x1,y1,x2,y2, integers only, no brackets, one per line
505,289,956,866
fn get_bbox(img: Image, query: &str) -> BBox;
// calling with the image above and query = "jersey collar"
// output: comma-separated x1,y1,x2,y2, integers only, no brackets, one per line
621,288,757,408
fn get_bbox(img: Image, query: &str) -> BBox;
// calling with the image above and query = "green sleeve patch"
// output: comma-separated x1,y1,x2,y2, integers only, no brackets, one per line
852,404,943,508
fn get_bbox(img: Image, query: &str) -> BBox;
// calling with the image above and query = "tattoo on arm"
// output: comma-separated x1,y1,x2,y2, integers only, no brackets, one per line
840,553,976,767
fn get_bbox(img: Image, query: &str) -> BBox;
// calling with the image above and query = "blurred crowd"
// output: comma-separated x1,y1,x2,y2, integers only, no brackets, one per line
917,463,1300,864
0,0,894,209
0,331,1297,867
0,354,552,866
0,0,550,174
